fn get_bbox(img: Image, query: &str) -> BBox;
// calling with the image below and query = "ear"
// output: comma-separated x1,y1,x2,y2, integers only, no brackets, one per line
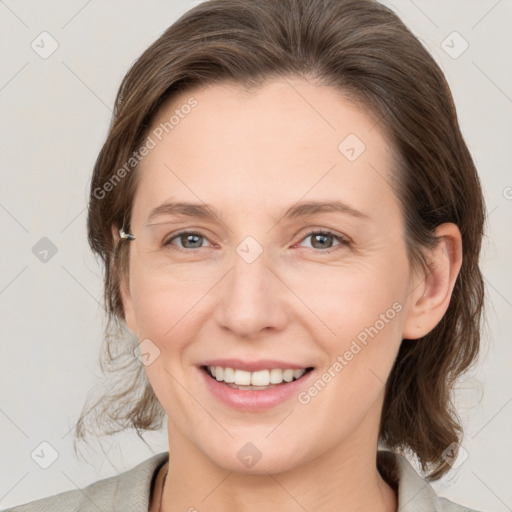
111,224,139,336
402,223,463,340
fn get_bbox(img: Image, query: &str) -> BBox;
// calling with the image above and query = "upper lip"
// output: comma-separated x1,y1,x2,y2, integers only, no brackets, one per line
199,359,313,372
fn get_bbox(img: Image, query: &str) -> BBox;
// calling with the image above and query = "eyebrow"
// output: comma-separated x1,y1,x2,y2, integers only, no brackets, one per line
145,199,370,225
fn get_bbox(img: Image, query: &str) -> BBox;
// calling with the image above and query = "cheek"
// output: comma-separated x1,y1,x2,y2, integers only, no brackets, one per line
286,255,407,404
280,254,408,339
129,245,409,347
128,256,213,333
313,288,404,394
297,301,404,444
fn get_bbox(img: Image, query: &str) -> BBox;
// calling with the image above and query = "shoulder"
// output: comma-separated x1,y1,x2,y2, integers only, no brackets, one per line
3,452,169,512
438,496,483,512
378,449,484,512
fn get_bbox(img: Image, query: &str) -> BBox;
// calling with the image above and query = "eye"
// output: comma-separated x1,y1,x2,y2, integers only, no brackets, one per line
296,229,349,253
163,229,349,254
164,231,212,250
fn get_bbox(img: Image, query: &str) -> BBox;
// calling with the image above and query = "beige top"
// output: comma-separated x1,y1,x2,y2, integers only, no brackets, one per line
3,450,482,511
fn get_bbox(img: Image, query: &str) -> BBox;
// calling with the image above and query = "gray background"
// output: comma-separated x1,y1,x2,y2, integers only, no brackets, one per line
1,0,511,510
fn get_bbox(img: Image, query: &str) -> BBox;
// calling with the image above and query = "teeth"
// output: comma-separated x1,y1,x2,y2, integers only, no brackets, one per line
251,370,269,386
293,369,306,379
223,367,235,383
269,368,283,384
206,366,308,386
283,369,294,382
234,369,252,385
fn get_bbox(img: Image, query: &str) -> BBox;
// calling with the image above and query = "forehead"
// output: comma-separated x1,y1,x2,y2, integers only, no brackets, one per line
131,77,401,227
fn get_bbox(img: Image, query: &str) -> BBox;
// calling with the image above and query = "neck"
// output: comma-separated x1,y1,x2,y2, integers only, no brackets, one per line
159,410,397,512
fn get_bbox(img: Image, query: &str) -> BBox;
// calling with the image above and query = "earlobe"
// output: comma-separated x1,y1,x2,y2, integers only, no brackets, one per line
402,223,463,340
111,224,139,335
120,279,139,336
112,223,121,245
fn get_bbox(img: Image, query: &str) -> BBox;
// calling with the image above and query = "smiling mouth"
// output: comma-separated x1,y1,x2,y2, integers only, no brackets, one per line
201,365,314,390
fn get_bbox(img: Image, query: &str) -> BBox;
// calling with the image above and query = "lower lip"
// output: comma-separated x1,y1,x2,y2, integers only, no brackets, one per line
199,366,315,412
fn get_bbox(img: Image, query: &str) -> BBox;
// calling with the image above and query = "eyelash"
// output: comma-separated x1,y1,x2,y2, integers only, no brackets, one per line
163,229,350,254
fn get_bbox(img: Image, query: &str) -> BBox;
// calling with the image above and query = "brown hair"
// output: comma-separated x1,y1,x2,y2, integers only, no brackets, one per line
77,0,485,480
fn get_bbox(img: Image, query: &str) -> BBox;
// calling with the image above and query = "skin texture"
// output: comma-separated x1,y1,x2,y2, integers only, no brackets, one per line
113,77,462,512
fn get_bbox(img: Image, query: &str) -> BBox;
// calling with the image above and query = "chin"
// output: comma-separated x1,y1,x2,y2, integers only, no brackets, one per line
200,437,309,476
219,453,299,476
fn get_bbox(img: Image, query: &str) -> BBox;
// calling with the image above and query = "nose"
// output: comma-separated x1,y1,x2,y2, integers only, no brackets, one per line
214,243,290,339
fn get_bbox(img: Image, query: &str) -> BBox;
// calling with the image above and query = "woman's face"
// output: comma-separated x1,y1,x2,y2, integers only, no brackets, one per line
121,77,423,474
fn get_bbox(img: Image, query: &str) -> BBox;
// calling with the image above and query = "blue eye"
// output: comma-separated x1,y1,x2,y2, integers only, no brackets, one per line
297,230,349,253
164,231,211,250
163,229,349,254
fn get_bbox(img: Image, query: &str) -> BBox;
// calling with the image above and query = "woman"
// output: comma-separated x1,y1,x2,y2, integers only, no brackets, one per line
5,0,486,510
